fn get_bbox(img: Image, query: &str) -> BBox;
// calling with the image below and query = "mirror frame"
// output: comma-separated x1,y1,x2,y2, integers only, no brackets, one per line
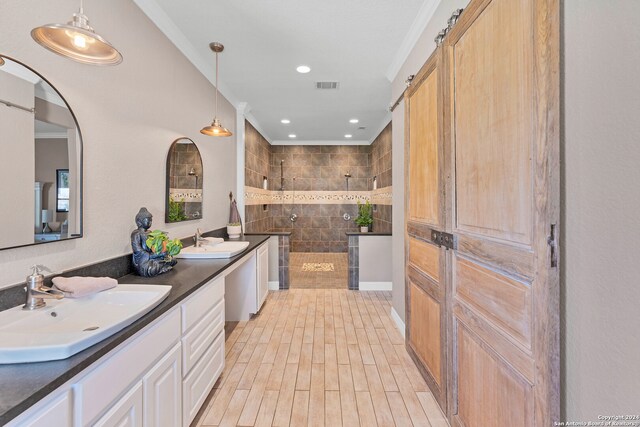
0,54,83,251
165,137,203,223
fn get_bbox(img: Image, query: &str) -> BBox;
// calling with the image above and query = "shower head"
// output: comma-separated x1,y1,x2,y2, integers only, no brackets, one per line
281,159,285,164
344,172,352,178
188,167,196,176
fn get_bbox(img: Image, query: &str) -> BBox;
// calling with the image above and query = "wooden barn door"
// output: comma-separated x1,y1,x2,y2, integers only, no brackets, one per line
443,0,559,425
404,48,449,411
404,0,559,424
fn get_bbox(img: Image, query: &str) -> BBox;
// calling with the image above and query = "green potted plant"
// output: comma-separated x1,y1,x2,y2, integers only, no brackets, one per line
168,197,188,222
146,230,183,261
355,200,373,232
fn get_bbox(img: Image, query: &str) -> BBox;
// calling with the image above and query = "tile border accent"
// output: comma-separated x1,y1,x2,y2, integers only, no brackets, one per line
371,186,393,205
169,188,203,202
245,186,392,206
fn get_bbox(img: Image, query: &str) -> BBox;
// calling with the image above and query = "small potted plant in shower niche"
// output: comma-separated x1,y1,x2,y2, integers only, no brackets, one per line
355,200,373,233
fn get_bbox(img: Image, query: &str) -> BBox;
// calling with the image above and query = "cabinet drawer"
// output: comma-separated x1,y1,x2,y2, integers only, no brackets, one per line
181,276,224,333
78,309,180,426
182,331,224,426
182,298,224,376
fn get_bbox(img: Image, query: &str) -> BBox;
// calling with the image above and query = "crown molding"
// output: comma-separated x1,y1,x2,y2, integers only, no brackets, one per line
369,112,392,144
245,111,273,143
385,0,442,82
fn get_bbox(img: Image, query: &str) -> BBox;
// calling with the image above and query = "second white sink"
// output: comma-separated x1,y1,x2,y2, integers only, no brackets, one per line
176,240,250,259
0,284,171,364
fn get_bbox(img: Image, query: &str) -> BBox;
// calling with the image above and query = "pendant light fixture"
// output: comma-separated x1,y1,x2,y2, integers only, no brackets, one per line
201,42,232,137
31,0,122,66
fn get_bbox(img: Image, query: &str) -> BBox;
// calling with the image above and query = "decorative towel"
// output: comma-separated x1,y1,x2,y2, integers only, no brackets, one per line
204,237,224,245
52,276,117,298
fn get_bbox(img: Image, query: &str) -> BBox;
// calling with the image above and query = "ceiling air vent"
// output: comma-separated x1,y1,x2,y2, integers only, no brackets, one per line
315,81,339,90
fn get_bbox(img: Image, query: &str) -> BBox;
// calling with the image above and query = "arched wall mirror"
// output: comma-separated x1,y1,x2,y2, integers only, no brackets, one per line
166,137,203,222
0,54,83,250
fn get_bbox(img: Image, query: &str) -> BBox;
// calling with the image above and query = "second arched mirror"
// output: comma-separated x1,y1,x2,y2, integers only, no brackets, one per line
165,137,203,222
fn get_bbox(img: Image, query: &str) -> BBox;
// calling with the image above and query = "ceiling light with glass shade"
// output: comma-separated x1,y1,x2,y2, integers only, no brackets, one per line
31,0,122,66
201,42,232,137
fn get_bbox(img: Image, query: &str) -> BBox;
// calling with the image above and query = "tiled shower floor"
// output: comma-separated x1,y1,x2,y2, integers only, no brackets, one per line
289,253,348,289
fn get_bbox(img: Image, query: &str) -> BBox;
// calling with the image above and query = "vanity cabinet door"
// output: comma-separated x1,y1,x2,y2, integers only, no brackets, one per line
78,310,180,426
182,331,224,426
256,243,269,312
6,390,72,427
143,343,182,427
93,382,143,427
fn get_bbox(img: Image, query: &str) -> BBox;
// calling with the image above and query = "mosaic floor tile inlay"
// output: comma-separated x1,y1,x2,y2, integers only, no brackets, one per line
290,253,348,289
301,262,335,272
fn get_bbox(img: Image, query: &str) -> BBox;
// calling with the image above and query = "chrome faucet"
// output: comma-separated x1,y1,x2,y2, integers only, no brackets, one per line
23,266,64,310
194,228,205,247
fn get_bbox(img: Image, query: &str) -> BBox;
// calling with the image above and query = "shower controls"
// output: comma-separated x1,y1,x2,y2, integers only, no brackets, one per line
343,213,351,221
290,213,298,223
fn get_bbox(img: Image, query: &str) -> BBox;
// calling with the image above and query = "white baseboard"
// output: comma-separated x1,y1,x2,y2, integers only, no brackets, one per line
358,281,392,291
268,281,280,291
390,307,406,338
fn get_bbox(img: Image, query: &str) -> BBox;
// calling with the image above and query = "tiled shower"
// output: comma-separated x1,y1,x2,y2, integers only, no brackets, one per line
244,120,392,253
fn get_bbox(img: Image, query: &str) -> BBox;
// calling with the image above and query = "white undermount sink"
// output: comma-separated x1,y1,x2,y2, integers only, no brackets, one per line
0,284,171,364
175,240,250,259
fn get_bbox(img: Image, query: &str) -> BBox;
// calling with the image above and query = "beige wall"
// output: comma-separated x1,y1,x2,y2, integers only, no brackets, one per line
0,0,237,289
562,0,640,418
0,70,35,248
391,102,405,319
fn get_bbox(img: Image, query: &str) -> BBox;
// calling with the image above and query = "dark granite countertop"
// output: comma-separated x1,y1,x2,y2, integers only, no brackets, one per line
244,231,291,236
0,234,270,425
345,232,393,236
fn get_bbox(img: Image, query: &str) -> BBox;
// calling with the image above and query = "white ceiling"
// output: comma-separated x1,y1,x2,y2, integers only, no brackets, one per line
135,0,432,144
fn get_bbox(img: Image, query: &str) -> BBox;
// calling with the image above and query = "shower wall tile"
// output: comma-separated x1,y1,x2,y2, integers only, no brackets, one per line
244,119,393,252
245,120,270,189
373,204,392,234
371,122,392,188
370,122,392,233
244,203,272,233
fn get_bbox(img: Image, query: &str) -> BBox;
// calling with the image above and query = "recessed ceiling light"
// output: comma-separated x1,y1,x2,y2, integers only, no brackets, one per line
345,134,353,138
296,65,311,74
281,119,290,124
349,119,359,124
288,134,297,138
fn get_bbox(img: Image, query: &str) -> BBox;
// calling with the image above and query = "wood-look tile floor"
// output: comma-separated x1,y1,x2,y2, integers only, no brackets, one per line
289,253,348,289
193,289,448,426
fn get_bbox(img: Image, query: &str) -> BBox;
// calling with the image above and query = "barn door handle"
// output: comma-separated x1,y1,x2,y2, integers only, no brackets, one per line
547,224,558,268
430,229,456,250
